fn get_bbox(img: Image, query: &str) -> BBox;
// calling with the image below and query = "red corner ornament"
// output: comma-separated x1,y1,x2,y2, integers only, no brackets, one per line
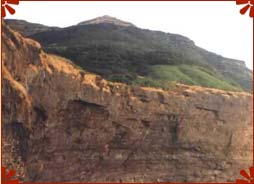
1,0,19,18
236,166,254,184
1,167,19,184
236,0,254,17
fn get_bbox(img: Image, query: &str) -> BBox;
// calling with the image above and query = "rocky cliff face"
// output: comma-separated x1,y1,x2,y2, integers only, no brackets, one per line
2,24,253,182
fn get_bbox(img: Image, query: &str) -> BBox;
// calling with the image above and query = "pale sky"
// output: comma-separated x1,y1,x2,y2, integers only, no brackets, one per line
5,1,253,70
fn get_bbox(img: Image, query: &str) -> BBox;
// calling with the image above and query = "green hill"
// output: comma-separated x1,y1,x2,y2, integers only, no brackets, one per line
5,16,252,92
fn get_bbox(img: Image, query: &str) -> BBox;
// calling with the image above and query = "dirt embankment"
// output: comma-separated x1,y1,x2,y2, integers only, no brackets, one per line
2,23,252,182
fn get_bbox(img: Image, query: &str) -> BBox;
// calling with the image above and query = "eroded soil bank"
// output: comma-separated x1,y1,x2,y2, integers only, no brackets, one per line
2,23,252,182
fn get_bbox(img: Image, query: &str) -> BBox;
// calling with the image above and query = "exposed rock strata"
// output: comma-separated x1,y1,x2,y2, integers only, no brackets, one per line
2,23,253,182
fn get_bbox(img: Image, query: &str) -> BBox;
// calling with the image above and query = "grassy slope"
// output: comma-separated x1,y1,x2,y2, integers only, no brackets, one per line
133,65,242,91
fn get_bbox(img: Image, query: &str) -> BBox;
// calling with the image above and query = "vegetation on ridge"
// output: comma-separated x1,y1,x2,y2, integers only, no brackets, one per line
5,18,252,92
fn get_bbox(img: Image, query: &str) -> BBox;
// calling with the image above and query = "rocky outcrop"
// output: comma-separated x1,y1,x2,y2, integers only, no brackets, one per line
2,23,253,182
78,15,135,27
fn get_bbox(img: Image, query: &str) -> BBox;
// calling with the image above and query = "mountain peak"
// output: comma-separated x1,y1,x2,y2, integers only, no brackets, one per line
77,15,135,27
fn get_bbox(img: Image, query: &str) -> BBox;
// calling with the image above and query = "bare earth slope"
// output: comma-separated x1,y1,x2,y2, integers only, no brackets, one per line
2,23,253,182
